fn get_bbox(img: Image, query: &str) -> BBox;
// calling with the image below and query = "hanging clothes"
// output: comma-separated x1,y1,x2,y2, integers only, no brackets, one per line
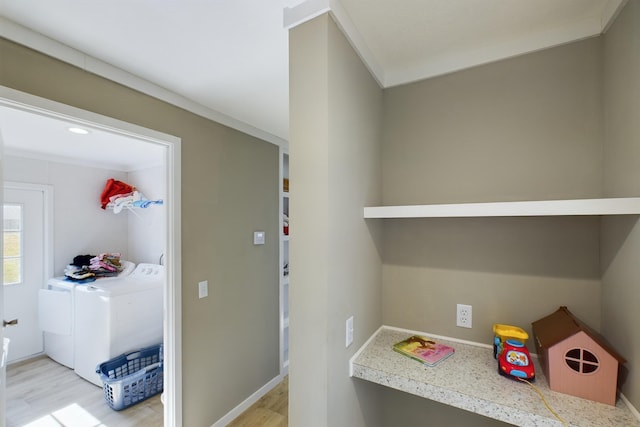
100,178,135,209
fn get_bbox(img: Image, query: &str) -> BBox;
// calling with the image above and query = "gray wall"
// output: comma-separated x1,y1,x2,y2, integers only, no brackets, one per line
0,37,280,426
382,38,603,206
381,37,604,347
289,13,384,427
288,2,639,425
601,0,640,410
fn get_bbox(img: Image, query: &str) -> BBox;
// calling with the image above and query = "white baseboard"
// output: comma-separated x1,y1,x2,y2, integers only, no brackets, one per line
620,393,640,422
211,374,284,427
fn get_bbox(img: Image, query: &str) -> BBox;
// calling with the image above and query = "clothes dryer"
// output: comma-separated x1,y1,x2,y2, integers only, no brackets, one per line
38,261,135,368
73,263,164,386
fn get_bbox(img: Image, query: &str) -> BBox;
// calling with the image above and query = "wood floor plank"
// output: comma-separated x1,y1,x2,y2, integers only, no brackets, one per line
228,376,288,427
6,356,163,427
8,356,288,426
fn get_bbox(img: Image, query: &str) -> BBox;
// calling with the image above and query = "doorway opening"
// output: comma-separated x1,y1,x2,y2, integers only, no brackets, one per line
0,87,182,427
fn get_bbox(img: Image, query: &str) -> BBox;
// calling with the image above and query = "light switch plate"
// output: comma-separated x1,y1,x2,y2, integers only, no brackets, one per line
198,280,208,299
253,231,265,245
346,316,354,348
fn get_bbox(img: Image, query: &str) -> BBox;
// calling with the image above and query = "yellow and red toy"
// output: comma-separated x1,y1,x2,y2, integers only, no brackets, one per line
493,324,535,381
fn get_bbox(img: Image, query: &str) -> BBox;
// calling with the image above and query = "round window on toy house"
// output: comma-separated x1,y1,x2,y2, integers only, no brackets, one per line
564,348,599,374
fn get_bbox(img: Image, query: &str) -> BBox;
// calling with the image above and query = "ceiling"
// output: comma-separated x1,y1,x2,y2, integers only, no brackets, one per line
0,0,626,169
0,105,165,172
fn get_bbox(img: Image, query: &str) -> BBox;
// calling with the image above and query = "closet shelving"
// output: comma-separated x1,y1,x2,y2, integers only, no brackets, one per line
364,197,640,218
280,150,290,373
357,196,640,424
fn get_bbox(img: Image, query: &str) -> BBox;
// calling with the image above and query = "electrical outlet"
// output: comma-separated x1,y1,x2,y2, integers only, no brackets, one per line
456,304,472,328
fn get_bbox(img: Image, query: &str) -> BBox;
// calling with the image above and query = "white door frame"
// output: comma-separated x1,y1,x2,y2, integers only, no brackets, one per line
0,86,183,426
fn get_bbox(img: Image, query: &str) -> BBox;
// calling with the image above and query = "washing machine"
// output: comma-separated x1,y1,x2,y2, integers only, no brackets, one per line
73,263,164,386
38,261,136,368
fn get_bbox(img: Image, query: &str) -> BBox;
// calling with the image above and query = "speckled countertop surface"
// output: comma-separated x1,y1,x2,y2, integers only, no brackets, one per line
350,326,640,427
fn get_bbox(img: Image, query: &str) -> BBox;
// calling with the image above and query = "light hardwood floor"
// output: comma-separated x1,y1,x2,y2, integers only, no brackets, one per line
6,355,163,427
227,376,288,427
7,355,288,427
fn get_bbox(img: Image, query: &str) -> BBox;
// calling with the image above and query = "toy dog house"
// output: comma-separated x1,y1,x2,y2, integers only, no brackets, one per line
532,306,626,406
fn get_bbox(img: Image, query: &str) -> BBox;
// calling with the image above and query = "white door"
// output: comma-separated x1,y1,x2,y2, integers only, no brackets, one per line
0,129,5,427
3,184,49,363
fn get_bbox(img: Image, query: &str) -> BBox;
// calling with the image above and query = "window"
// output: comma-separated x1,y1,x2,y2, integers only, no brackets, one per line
3,204,23,285
565,347,599,374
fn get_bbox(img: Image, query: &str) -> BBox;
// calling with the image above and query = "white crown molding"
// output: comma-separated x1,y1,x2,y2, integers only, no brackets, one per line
284,0,628,89
284,0,386,87
4,147,162,173
327,0,385,88
0,16,287,147
384,15,602,88
601,0,628,32
283,0,330,29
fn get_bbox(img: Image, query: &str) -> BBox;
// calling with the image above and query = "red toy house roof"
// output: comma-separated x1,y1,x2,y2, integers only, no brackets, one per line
532,306,626,364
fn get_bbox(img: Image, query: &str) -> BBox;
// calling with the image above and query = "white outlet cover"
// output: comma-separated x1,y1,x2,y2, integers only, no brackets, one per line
456,304,472,328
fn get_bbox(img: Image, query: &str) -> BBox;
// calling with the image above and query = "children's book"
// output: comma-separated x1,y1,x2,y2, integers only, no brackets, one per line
393,335,455,367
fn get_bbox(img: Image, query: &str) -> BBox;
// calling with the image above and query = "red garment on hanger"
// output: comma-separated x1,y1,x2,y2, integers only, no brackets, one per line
100,178,134,209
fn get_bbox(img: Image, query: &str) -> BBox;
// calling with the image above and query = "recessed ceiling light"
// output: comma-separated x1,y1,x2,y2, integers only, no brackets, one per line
68,127,90,135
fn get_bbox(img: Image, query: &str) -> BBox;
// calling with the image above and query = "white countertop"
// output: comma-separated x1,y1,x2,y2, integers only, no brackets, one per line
350,326,640,427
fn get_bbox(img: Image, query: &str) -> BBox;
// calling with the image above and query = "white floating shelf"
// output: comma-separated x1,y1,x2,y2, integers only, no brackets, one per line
364,197,640,219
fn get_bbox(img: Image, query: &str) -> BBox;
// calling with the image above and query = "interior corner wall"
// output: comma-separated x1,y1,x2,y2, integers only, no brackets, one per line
381,37,604,347
289,12,384,427
0,37,280,426
127,165,166,265
601,0,640,410
3,155,129,275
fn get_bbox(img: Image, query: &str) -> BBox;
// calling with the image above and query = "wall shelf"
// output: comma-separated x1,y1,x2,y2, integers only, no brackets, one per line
350,327,640,427
364,197,640,219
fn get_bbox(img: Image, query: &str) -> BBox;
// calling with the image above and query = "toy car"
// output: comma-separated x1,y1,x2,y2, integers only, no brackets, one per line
493,323,529,358
498,339,535,381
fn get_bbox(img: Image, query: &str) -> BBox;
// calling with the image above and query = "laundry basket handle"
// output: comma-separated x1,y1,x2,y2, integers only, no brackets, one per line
126,350,142,360
144,362,161,373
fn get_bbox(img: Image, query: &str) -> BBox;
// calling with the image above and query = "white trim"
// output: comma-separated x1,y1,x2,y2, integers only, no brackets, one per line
211,374,284,427
0,133,5,427
601,0,628,33
383,18,601,88
364,198,640,219
283,0,385,88
620,393,640,422
349,325,384,377
285,0,627,89
0,87,182,427
3,182,54,286
3,147,163,173
0,17,286,148
283,0,330,29
327,0,385,88
278,147,286,375
164,125,183,427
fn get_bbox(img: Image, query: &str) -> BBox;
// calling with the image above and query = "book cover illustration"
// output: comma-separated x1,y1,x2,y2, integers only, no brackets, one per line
392,335,455,367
